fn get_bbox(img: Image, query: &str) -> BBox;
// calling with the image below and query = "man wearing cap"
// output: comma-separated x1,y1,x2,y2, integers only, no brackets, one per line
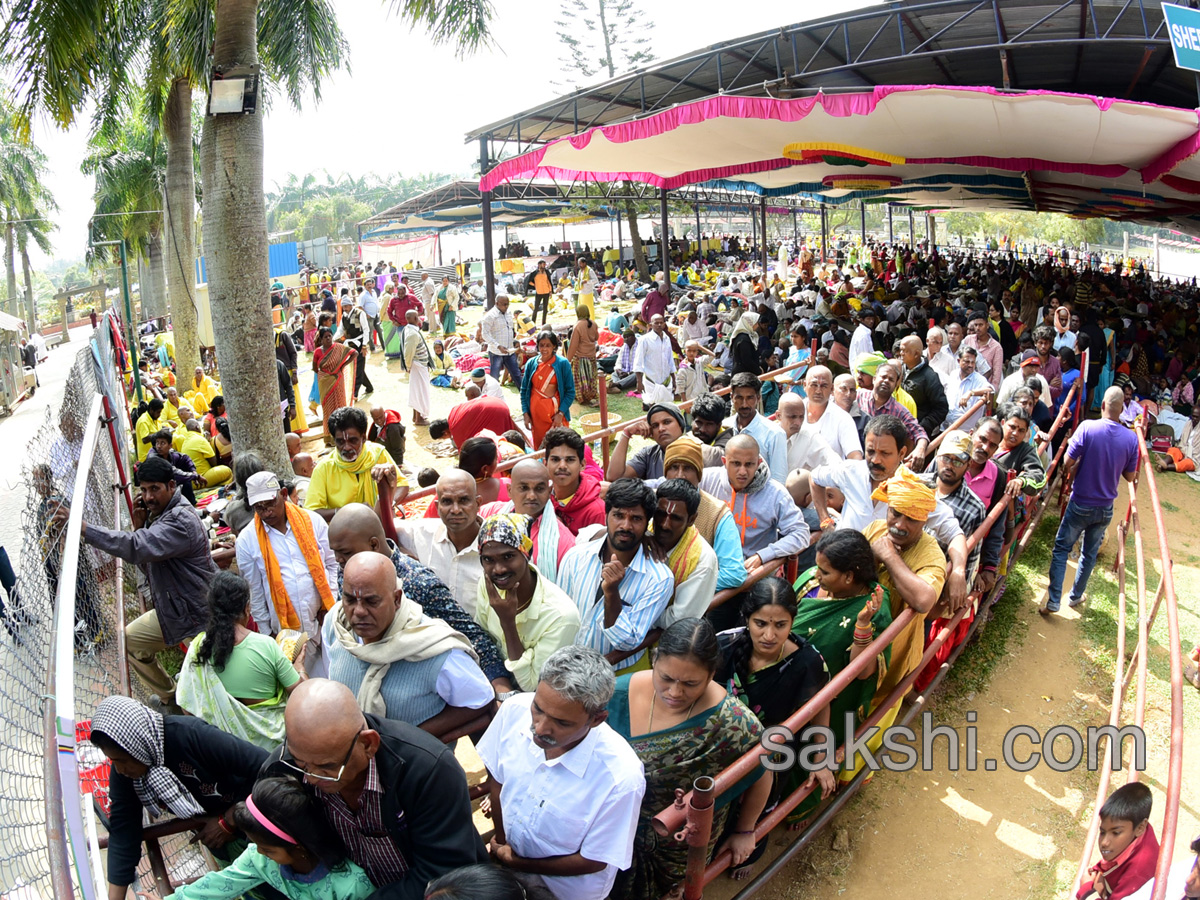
854,352,917,418
997,350,1052,408
235,471,339,676
470,367,505,399
654,435,746,594
53,455,216,706
607,401,686,481
848,306,877,361
924,431,990,587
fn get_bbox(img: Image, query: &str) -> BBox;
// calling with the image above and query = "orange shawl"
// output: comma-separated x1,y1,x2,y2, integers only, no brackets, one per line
255,503,335,630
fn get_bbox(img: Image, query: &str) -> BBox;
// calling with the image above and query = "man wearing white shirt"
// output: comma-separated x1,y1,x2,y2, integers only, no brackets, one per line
634,315,675,394
996,350,1053,408
677,307,708,346
234,471,339,677
477,646,645,900
848,307,877,361
776,392,839,473
470,367,505,399
480,295,523,384
942,346,994,433
925,326,959,388
803,365,864,460
651,479,719,625
397,469,484,617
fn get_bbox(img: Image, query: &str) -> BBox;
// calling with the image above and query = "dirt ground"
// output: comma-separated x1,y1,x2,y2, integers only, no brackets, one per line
722,479,1200,900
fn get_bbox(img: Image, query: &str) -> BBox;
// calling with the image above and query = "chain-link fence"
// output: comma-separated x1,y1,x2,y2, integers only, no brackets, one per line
0,311,209,899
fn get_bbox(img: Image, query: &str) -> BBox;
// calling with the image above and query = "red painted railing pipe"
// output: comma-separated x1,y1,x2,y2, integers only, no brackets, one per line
682,777,716,900
1132,432,1185,900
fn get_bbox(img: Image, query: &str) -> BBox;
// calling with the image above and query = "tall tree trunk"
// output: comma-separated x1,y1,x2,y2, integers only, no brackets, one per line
164,76,202,378
19,231,36,331
623,197,650,282
4,217,17,319
205,0,290,475
145,231,168,319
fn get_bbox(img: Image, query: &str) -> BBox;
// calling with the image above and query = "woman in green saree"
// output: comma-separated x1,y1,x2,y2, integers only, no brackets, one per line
606,617,772,900
176,572,306,750
792,530,891,790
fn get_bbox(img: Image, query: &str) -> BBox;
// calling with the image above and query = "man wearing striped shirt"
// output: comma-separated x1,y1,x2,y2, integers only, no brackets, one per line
557,478,674,675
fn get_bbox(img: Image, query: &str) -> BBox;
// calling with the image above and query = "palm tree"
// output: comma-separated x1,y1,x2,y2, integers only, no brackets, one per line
0,99,55,320
82,94,187,321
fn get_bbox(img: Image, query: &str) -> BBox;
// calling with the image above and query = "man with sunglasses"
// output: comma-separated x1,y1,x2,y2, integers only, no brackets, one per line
269,678,487,899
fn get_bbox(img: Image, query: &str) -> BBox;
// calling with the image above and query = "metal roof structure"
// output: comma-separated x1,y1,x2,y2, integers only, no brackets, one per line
469,0,1192,153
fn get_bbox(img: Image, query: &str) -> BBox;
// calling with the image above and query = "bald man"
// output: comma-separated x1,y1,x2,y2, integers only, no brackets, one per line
776,392,838,473
324,553,493,738
396,469,484,616
804,364,864,459
268,679,488,898
498,458,575,579
1042,385,1140,614
900,333,949,436
328,503,512,691
401,308,433,426
285,432,301,458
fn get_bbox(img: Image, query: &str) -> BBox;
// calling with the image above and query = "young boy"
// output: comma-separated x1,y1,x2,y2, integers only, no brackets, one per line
1077,782,1159,900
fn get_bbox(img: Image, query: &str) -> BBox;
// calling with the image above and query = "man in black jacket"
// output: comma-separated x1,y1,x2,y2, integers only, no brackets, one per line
899,334,949,438
268,679,487,899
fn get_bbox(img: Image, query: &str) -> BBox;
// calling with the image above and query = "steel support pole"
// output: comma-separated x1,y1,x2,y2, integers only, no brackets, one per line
479,136,496,309
661,190,670,286
860,202,867,245
118,241,143,404
888,205,894,243
908,208,915,245
616,204,624,271
820,205,828,263
760,197,769,274
695,204,702,259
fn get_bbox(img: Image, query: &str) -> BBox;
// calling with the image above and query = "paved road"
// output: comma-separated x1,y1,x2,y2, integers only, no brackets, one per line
0,324,100,570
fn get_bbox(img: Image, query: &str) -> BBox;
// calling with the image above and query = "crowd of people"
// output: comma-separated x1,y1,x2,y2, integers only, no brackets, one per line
71,231,1200,900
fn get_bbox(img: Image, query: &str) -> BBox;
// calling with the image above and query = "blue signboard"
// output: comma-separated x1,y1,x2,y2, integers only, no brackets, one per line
1163,3,1200,73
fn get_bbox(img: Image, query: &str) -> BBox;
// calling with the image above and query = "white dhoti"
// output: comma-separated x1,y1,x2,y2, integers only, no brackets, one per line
424,302,439,336
408,360,433,417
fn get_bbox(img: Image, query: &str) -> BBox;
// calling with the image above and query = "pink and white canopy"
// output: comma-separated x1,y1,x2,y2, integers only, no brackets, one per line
480,85,1200,231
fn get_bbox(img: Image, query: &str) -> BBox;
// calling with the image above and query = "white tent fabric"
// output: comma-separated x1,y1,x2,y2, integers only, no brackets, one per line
479,85,1200,231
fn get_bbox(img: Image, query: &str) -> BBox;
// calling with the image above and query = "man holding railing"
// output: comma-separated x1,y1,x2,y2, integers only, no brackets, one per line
54,456,216,709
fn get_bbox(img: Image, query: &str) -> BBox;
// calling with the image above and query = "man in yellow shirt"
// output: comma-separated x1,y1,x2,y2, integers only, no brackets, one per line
162,387,183,427
179,420,232,486
841,467,946,781
305,406,405,521
134,399,167,462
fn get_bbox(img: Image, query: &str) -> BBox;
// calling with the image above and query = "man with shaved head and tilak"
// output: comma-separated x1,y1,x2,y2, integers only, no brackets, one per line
266,678,487,899
322,552,494,739
481,457,575,580
1041,385,1140,615
328,503,514,694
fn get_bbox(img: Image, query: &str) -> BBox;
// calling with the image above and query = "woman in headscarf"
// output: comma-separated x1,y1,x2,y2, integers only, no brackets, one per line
429,338,455,388
473,513,580,692
88,695,269,900
728,310,763,376
566,304,601,407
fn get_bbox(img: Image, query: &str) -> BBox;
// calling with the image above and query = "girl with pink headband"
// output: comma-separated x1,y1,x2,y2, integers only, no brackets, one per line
137,777,375,900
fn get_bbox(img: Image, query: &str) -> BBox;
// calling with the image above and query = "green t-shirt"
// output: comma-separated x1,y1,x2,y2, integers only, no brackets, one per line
217,631,300,701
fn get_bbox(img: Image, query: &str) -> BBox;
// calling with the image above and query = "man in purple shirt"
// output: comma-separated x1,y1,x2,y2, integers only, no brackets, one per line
641,281,669,322
1042,386,1140,614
